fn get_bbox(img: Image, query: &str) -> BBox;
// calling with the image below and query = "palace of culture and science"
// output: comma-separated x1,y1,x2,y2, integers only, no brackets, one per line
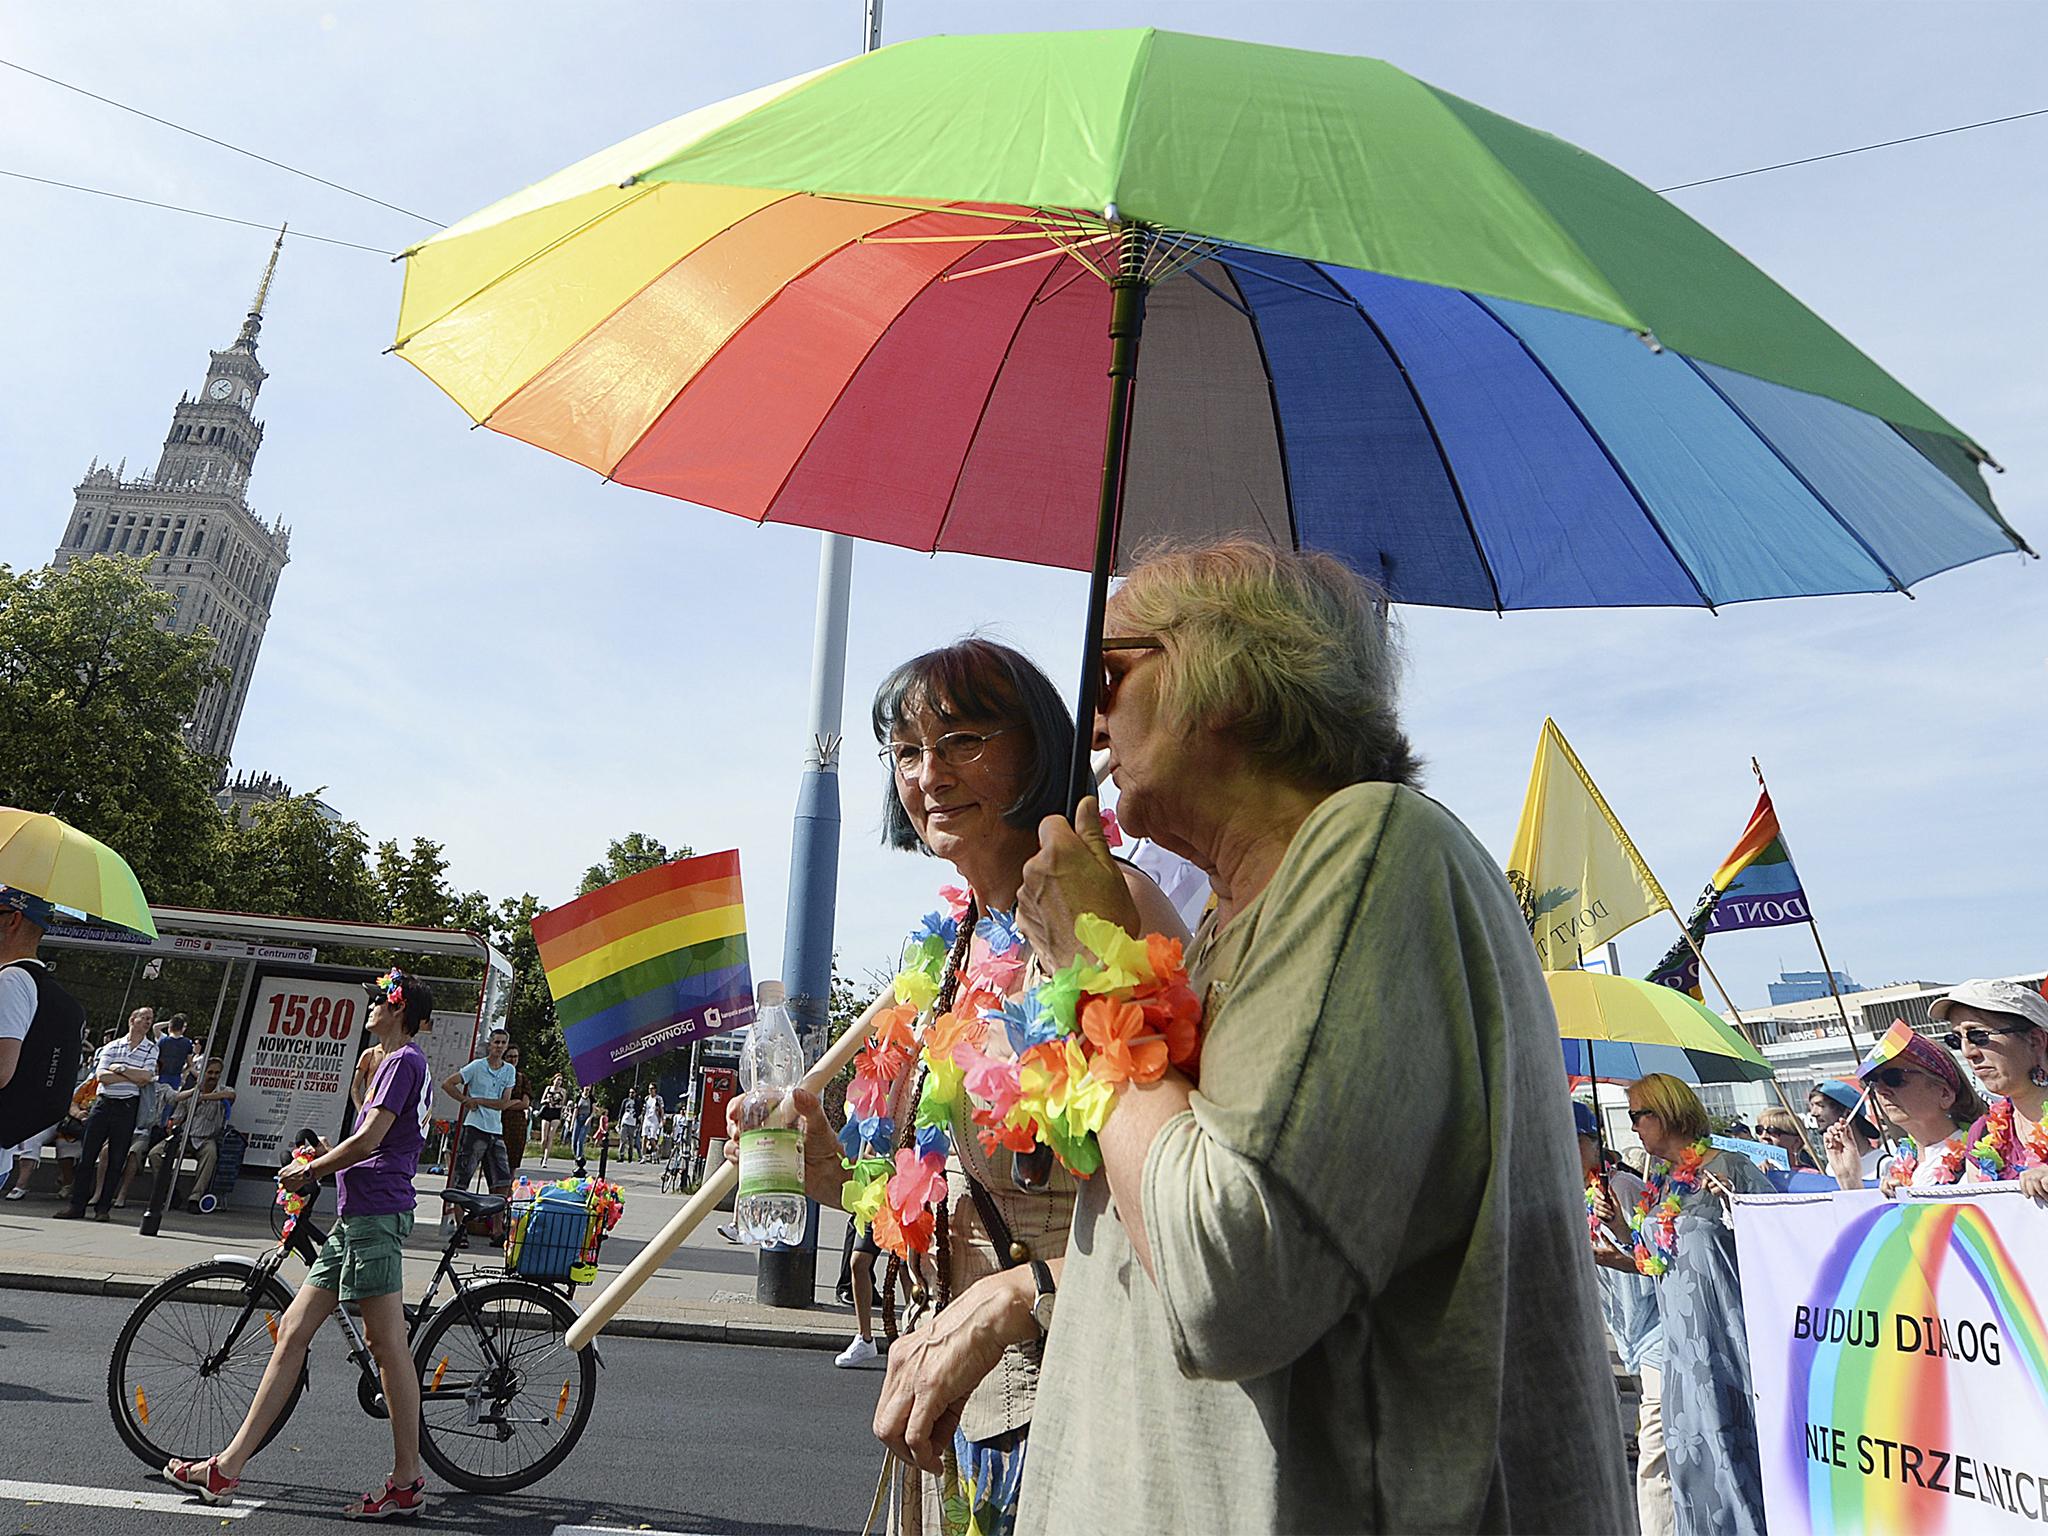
51,232,292,767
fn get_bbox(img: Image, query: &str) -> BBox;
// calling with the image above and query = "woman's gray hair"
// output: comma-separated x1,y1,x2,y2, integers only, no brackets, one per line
1109,539,1419,790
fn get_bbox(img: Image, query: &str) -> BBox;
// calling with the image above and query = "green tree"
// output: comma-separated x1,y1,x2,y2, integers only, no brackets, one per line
578,832,687,895
216,793,380,920
493,892,567,1082
0,557,229,905
375,837,458,928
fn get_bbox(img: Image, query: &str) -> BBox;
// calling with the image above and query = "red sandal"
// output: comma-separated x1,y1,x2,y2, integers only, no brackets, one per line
344,1475,431,1521
163,1456,239,1504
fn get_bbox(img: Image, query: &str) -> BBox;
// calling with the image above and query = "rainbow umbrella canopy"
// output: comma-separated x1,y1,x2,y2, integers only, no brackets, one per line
395,29,2028,787
0,808,157,939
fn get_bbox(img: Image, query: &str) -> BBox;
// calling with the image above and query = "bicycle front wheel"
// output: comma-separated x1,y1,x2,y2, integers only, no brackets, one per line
107,1260,303,1470
414,1279,597,1493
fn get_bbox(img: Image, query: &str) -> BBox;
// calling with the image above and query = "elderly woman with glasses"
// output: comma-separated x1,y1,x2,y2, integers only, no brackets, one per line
876,543,1630,1533
1937,980,2048,1201
763,637,1182,1535
1604,1072,1773,1536
1833,1027,1984,1195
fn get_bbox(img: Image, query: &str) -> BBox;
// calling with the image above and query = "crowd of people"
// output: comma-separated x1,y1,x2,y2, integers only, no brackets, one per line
0,994,237,1216
724,537,2048,1536
4,534,2044,1530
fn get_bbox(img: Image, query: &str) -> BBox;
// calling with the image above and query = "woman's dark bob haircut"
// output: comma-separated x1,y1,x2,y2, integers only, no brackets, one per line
871,637,1083,854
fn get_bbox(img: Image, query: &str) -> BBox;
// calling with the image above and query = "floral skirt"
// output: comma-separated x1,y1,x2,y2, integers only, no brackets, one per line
883,1426,1028,1536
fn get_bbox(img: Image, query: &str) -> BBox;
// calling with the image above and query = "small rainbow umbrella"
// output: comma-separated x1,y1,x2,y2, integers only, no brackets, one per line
1549,969,1773,1086
394,29,2028,796
0,808,158,939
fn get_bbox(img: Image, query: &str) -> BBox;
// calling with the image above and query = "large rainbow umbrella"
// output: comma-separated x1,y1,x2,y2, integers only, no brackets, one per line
0,808,157,939
394,29,2028,794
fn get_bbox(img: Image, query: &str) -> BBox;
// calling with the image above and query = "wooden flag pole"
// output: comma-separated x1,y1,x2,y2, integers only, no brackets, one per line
1668,913,1827,1170
564,993,886,1352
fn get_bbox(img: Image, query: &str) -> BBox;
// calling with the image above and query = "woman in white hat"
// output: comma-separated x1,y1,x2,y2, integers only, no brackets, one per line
1935,979,2048,1200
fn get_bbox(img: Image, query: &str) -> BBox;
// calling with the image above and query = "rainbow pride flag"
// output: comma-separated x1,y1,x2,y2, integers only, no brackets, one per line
531,850,755,1085
1647,788,1810,996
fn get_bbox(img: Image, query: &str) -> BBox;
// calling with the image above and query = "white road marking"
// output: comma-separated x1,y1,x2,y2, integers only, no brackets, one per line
551,1527,722,1536
0,1478,265,1519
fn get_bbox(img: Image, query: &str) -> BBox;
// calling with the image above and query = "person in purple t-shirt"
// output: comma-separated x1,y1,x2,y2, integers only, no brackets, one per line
163,969,438,1520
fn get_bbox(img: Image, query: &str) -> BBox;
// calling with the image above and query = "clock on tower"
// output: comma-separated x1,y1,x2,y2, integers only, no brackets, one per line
208,378,234,401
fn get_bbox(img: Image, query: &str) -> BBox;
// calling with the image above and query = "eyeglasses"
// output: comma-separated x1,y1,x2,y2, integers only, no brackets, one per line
1626,1109,1658,1125
878,726,1017,776
1869,1066,1923,1089
1099,635,1164,706
1944,1025,2029,1051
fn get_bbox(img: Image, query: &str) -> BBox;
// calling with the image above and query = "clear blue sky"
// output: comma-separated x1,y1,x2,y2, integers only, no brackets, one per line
3,1,2041,1009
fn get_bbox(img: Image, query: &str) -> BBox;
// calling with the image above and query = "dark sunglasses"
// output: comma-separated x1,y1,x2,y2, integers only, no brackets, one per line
1944,1025,2029,1051
1626,1108,1659,1124
1868,1066,1923,1089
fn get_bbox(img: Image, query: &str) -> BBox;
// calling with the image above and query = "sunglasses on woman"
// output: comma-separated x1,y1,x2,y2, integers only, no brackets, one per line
1943,1025,2029,1051
1868,1066,1924,1089
1626,1109,1659,1124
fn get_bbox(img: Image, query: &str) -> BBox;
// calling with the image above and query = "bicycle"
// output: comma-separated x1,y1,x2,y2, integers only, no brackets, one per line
106,1182,600,1493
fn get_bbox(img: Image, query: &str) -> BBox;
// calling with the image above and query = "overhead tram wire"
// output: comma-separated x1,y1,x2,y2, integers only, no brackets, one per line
3,69,2039,259
0,55,444,226
0,169,395,255
1655,105,2048,192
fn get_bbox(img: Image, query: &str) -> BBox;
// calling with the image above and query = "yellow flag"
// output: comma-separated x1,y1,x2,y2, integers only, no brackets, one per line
1505,719,1671,969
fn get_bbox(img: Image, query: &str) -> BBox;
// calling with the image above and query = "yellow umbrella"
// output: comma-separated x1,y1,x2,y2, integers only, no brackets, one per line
0,808,157,938
1547,969,1772,1084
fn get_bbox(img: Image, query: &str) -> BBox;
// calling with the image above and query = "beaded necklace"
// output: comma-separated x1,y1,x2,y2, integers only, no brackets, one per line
1967,1098,2048,1181
1627,1140,1713,1279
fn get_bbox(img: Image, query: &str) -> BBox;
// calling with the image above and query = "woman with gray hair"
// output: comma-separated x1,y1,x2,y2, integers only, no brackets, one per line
873,541,1631,1532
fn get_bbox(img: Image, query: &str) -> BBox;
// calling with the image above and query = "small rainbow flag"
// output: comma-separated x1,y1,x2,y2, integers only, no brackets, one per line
531,850,755,1085
1647,787,1810,996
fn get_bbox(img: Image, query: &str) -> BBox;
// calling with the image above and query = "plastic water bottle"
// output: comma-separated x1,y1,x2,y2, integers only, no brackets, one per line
735,981,807,1244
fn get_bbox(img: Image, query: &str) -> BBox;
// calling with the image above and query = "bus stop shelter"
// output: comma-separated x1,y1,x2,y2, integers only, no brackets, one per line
41,906,514,1224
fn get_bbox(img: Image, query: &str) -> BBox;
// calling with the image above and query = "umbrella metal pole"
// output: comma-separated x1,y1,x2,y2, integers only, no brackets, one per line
1066,227,1151,810
1671,919,1827,1168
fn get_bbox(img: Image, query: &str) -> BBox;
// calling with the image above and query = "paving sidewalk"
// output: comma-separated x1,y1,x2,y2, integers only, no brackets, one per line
0,1150,863,1351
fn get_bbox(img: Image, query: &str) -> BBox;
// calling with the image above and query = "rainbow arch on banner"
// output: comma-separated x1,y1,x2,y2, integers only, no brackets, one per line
1789,1199,2048,1533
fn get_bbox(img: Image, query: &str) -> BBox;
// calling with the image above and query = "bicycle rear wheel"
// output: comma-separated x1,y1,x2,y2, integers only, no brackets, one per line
413,1279,597,1493
107,1260,303,1470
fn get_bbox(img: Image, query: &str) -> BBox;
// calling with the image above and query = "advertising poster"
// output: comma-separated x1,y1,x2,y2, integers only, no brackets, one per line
421,1008,481,1125
229,969,366,1165
1736,1186,2048,1535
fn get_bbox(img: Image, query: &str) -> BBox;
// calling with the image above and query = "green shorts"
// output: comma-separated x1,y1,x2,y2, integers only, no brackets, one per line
305,1211,414,1301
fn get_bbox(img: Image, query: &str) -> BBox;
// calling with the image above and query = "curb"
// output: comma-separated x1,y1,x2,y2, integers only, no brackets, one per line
0,1268,848,1350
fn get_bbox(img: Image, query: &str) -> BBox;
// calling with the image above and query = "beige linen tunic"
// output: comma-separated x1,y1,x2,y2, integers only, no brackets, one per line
1017,783,1633,1534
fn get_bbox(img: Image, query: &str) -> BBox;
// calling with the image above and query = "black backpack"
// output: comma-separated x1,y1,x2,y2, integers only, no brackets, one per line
0,960,86,1147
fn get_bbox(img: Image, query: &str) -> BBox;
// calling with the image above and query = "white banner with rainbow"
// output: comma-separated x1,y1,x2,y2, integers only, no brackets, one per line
1735,1186,2048,1535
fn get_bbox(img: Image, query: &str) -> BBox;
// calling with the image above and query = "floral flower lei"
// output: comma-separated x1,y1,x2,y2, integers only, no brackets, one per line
1967,1098,2048,1181
1627,1139,1713,1278
839,886,1202,1260
1888,1132,1967,1189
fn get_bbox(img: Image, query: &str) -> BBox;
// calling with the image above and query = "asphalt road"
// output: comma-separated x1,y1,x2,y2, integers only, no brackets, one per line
0,1289,888,1535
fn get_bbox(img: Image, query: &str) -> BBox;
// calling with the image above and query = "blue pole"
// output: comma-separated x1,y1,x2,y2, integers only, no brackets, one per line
757,1,878,1311
781,532,853,1062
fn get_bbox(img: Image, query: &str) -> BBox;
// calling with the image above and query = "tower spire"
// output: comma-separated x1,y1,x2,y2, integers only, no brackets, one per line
236,225,286,351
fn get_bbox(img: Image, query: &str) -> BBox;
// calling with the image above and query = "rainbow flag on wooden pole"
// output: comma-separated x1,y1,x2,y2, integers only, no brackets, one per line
1645,785,1812,997
532,850,755,1085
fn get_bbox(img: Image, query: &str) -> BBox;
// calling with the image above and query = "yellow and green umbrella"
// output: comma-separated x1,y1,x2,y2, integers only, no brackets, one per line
0,808,157,939
1548,968,1772,1085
